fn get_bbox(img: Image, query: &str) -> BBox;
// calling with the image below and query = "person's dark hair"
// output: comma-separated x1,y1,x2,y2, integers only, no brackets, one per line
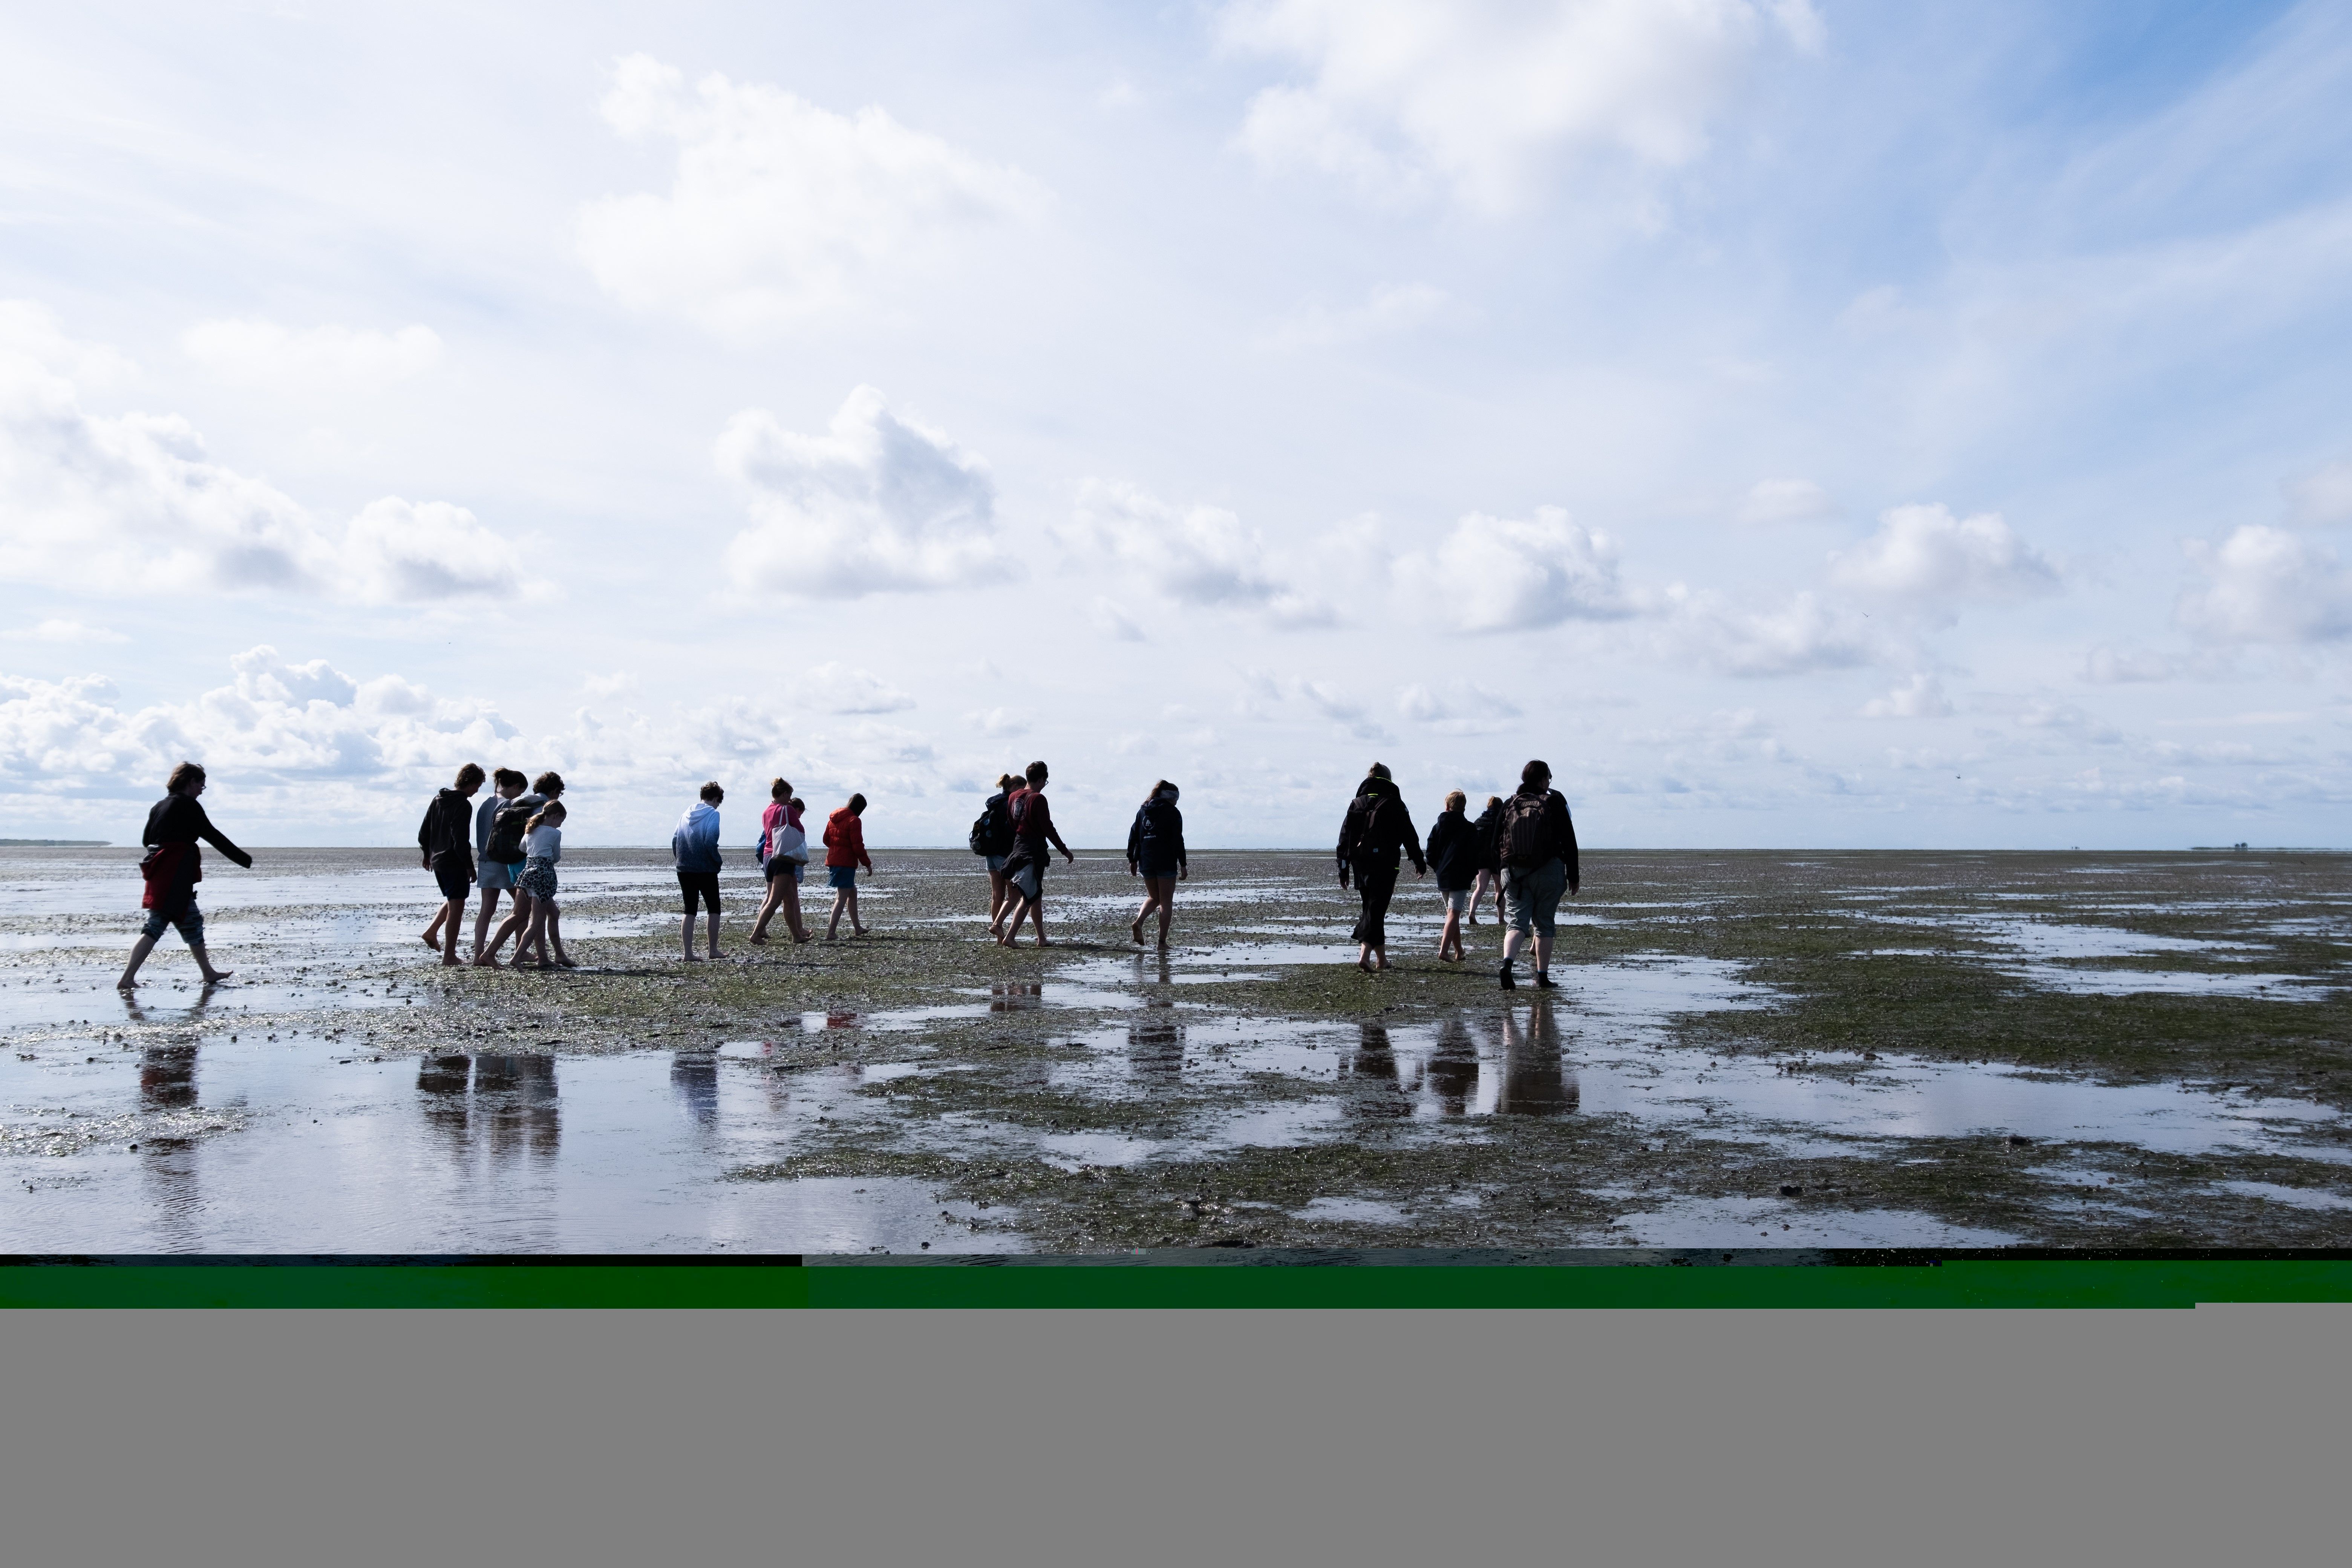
997,773,1019,791
167,761,206,794
493,767,526,791
771,777,791,801
1521,760,1551,786
455,762,486,790
788,797,805,813
847,793,867,815
525,799,566,832
1024,760,1048,785
1145,779,1177,807
1446,789,1466,812
533,770,565,796
1484,795,1503,812
699,781,724,804
1366,761,1391,781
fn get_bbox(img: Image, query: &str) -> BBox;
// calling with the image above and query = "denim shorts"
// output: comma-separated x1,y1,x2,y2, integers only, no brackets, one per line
1440,888,1470,914
985,854,1009,873
827,864,858,890
477,859,520,891
1503,859,1567,937
142,899,203,945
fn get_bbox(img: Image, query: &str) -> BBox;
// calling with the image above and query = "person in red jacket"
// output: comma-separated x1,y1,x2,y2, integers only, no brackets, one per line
117,761,253,991
822,793,873,940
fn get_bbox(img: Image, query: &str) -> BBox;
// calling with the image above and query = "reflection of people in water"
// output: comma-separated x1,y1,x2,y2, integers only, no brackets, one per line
418,1054,562,1162
139,1042,199,1110
1128,1008,1182,1081
671,1049,719,1129
1496,1002,1578,1116
1424,1017,1478,1116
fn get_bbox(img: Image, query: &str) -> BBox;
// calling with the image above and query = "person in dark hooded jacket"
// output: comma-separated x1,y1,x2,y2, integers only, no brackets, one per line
1424,790,1476,962
1335,762,1425,971
117,761,252,990
418,763,485,967
1125,780,1188,947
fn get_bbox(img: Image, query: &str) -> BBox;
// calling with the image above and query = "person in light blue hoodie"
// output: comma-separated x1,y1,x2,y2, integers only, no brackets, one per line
673,780,726,962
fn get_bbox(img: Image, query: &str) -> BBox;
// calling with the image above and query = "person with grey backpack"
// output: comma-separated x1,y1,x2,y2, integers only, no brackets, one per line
1494,759,1579,990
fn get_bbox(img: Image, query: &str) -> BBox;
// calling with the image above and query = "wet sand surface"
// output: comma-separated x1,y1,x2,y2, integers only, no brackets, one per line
3,846,2347,1253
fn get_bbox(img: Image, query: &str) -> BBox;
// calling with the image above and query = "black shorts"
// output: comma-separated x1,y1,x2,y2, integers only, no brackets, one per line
432,852,474,901
679,870,721,916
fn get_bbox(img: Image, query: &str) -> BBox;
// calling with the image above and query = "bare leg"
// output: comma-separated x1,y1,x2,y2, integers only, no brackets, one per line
752,876,782,942
682,910,700,960
995,895,1030,946
117,933,160,991
1155,879,1174,946
472,887,502,961
523,904,554,968
439,896,465,966
484,892,532,962
549,904,573,966
707,897,723,959
1439,906,1463,960
423,904,447,948
826,889,847,940
784,878,810,941
1026,894,1049,947
988,869,1010,927
847,886,865,936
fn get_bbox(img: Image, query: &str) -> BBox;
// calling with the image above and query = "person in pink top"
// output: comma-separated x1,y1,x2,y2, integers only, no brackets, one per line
822,793,873,940
750,778,812,945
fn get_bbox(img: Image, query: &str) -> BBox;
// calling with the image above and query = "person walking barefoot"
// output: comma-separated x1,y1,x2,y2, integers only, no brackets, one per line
972,774,1019,929
1467,795,1503,926
750,780,813,945
118,761,253,991
513,801,566,969
991,761,1073,947
1424,790,1476,962
1335,763,1424,972
481,771,564,965
1125,780,1187,948
823,793,874,939
674,781,726,961
417,764,484,968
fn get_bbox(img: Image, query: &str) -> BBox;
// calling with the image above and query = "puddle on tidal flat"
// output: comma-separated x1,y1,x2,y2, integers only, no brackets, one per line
0,1036,1018,1252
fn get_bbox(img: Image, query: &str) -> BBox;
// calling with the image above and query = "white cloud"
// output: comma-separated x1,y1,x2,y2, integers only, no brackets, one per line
0,310,532,604
2176,525,2352,645
1735,477,1834,524
719,386,1015,598
966,707,1029,738
1239,670,1387,740
1,619,126,643
1395,507,1631,633
1860,672,1953,720
1072,480,1335,627
1265,282,1456,349
1667,588,1878,676
2284,461,2352,528
803,662,916,715
1089,597,1147,642
180,319,443,390
1395,680,1522,734
1828,504,2061,614
1220,0,1823,212
578,54,1049,335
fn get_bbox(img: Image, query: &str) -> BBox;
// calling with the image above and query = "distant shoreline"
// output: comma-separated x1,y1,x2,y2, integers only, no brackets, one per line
0,838,109,847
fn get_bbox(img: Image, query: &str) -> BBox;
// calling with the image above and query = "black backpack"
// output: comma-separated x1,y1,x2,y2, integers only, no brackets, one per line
1344,792,1392,873
1495,792,1551,870
486,799,533,862
969,792,1014,857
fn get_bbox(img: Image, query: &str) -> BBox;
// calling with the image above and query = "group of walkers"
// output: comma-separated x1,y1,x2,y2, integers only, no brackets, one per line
114,753,1577,992
1336,759,1580,989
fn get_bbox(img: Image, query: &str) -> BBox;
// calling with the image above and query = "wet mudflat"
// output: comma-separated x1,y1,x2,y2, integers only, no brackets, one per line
2,846,2347,1253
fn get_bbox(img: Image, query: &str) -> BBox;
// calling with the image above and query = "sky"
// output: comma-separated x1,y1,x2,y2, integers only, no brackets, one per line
2,0,2349,850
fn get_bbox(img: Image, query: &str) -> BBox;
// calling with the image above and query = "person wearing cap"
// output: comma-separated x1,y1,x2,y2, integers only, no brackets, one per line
1493,759,1579,989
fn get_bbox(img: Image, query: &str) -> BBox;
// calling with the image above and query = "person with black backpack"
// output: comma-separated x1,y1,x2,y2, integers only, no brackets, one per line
1335,762,1425,972
1424,789,1477,963
970,773,1020,928
1125,779,1187,947
1494,760,1580,991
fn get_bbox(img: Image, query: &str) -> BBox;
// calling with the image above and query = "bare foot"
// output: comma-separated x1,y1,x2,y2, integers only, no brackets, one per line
852,926,869,936
556,954,576,968
708,951,726,961
683,953,703,963
749,933,769,946
200,970,233,984
116,977,138,992
1130,925,1145,945
534,961,556,971
472,954,501,968
419,932,439,951
1034,937,1051,947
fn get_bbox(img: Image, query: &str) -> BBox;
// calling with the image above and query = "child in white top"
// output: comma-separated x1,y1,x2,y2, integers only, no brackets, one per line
516,801,567,970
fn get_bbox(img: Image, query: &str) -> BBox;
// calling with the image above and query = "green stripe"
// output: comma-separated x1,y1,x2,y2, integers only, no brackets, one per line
4,1257,2349,1309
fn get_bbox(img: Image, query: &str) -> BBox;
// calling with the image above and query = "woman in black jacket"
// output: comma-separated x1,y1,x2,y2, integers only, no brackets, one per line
1424,790,1476,962
117,761,253,991
1335,763,1424,972
1125,780,1187,946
